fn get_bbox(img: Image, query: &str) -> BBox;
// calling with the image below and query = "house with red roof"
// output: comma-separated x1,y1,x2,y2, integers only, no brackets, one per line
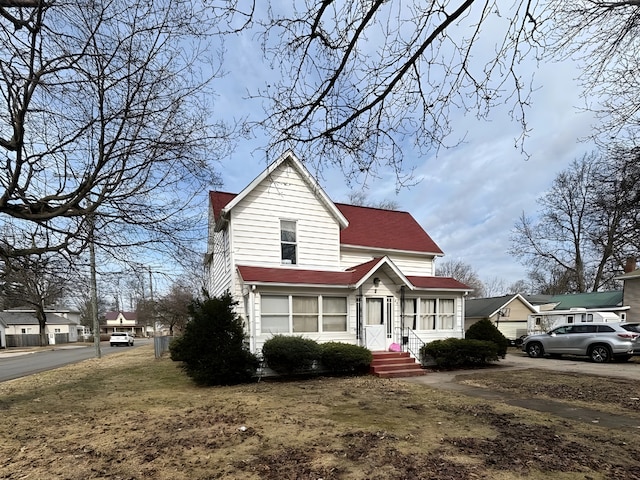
206,150,471,354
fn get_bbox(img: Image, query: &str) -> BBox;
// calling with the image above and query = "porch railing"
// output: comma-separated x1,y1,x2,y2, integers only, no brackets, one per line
397,328,426,363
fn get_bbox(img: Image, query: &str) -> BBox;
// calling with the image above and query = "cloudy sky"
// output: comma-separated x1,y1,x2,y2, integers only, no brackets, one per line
207,10,597,289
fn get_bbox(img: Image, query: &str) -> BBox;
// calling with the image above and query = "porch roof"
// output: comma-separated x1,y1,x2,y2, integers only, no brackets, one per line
237,259,470,292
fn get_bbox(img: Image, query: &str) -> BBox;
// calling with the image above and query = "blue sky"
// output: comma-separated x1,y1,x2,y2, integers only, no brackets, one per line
207,16,596,289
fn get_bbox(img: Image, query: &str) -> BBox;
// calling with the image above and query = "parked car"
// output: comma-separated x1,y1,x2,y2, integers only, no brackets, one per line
521,322,638,363
109,332,135,347
621,323,640,355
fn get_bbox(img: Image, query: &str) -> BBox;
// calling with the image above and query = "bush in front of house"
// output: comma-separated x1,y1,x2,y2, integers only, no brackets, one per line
261,335,322,375
319,342,373,375
169,292,259,386
420,338,499,368
465,318,509,357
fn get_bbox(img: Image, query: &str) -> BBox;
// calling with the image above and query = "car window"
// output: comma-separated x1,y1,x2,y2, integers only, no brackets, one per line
597,325,615,333
622,324,640,333
551,326,570,335
569,325,597,334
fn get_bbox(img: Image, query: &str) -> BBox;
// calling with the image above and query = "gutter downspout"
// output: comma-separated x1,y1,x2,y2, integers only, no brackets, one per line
249,285,256,353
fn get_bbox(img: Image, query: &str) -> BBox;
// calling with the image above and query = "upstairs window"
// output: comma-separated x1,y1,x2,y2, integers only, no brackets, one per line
280,220,297,265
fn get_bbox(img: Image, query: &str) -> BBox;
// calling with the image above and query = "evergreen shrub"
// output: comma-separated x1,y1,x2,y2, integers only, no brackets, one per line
465,318,509,357
261,335,321,375
420,338,499,368
169,292,259,385
319,342,372,374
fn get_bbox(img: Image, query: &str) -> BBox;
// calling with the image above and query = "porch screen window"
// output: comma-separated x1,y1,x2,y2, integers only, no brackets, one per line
403,299,417,329
440,299,455,329
293,296,318,332
322,297,347,331
420,299,436,330
261,295,289,333
280,220,297,265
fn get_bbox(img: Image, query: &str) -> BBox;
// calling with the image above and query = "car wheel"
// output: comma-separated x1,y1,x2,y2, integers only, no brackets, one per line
589,345,611,363
526,342,544,358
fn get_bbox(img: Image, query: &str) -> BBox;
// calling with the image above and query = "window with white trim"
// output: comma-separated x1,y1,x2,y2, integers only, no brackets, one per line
261,295,289,333
414,297,456,330
420,299,436,330
280,220,297,265
403,298,417,329
261,295,347,333
322,297,347,332
293,296,318,332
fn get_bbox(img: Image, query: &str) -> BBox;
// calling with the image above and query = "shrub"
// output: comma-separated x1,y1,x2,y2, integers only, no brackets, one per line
465,318,509,357
261,335,321,375
169,292,259,386
420,338,499,368
320,342,372,375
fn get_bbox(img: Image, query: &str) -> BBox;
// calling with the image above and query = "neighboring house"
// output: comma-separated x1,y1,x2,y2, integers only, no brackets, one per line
616,257,640,323
103,311,147,337
0,308,81,347
523,290,628,334
465,294,537,342
205,150,471,355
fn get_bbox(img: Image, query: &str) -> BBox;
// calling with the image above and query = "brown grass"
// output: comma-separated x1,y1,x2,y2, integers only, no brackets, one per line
1,345,640,479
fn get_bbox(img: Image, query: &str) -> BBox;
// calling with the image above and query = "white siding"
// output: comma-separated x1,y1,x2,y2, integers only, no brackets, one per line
231,162,341,270
340,250,434,275
211,229,232,297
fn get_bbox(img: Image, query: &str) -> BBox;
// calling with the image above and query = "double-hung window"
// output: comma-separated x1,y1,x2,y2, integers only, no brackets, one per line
280,220,297,265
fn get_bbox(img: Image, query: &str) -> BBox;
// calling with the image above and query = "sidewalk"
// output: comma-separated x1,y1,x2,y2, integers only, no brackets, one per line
0,344,90,358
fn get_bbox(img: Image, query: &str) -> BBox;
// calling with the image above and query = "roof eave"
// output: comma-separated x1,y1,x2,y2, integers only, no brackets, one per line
341,244,443,257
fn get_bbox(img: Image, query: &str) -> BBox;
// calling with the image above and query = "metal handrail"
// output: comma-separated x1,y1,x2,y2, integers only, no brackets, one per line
397,327,426,362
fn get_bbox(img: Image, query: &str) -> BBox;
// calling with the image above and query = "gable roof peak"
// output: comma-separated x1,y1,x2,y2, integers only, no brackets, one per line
216,150,348,229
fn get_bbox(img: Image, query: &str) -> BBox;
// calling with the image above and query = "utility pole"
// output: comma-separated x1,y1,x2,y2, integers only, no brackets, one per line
89,211,101,358
149,267,156,337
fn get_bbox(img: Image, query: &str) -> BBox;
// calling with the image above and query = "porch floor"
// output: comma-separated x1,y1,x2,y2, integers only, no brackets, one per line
369,351,426,378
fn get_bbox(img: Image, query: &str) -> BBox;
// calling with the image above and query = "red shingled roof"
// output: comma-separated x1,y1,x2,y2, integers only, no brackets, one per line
237,262,469,291
209,191,442,254
336,203,442,254
237,258,382,287
406,276,469,290
210,191,236,222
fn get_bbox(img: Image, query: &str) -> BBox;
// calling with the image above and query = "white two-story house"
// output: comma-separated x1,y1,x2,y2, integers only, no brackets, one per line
206,151,470,354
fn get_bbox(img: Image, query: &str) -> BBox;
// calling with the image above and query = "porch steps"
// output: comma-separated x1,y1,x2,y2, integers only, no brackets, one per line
370,351,426,378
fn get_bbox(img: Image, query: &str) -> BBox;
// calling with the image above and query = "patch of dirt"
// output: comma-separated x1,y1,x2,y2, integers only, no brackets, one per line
459,369,640,415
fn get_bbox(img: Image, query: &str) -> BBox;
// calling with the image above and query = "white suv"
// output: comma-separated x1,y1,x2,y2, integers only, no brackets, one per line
109,332,134,347
521,322,638,363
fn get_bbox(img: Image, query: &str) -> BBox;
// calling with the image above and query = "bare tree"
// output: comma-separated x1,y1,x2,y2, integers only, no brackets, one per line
214,1,539,188
435,259,485,298
541,1,640,141
1,253,71,346
511,149,640,293
155,283,193,336
0,0,230,260
346,191,399,210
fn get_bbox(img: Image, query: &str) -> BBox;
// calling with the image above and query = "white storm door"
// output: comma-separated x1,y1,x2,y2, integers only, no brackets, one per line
364,298,386,351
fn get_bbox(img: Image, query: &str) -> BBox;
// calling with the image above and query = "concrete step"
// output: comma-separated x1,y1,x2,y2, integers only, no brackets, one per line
370,351,426,378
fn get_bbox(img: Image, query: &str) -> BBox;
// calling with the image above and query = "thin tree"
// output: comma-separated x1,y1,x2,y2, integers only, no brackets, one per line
511,149,640,293
1,252,70,346
435,259,486,298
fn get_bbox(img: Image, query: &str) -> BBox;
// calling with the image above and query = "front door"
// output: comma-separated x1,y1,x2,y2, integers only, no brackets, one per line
364,298,386,351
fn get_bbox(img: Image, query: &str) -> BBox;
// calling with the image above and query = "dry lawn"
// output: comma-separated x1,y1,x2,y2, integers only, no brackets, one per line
1,345,640,480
